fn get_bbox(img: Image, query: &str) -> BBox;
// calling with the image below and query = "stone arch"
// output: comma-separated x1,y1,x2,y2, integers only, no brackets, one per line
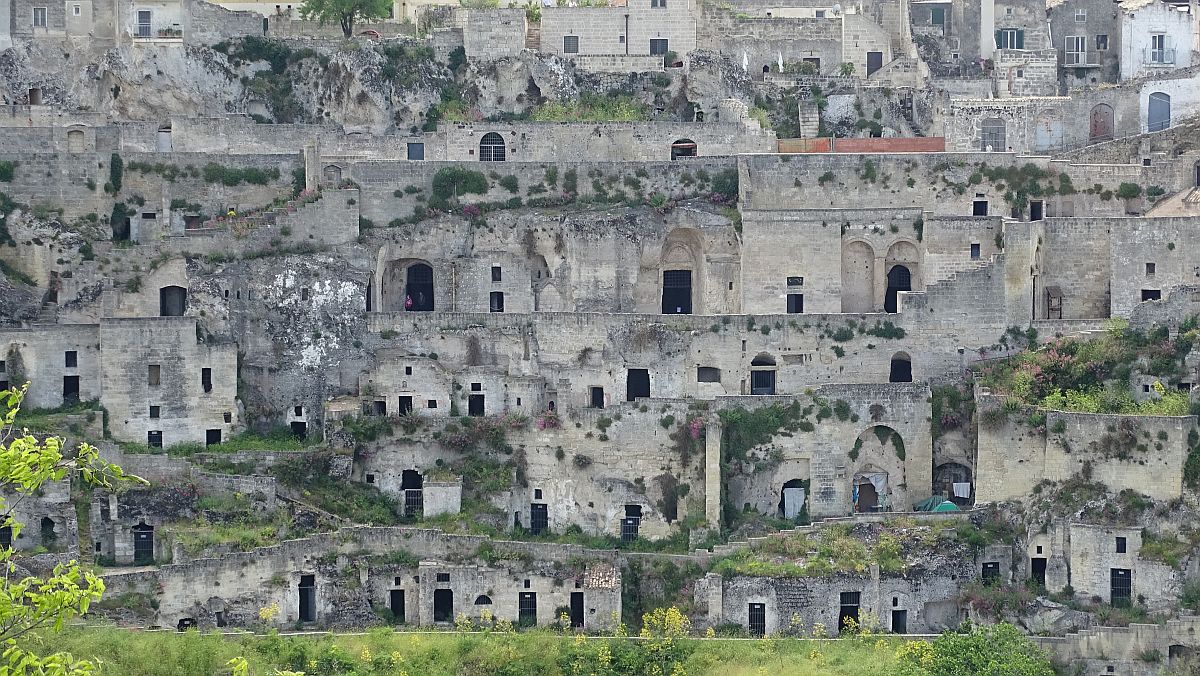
322,164,343,184
850,426,903,512
671,138,697,160
852,463,890,513
889,351,912,382
479,132,506,162
934,462,972,505
841,240,875,313
750,353,776,395
660,228,704,314
1088,103,1115,143
884,241,919,313
474,595,493,605
381,259,435,312
66,128,86,153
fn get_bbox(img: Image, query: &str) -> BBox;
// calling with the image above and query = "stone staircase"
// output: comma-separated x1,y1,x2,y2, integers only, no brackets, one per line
797,101,820,138
525,23,541,50
188,192,321,235
34,301,57,325
1183,187,1200,204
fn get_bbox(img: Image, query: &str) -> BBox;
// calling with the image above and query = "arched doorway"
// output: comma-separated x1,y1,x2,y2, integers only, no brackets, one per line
777,478,809,522
405,264,434,311
750,353,776,395
1148,92,1171,132
479,132,506,162
884,265,911,313
671,138,697,160
841,241,875,313
854,475,881,512
889,352,912,382
132,522,154,564
1089,104,1114,143
159,286,187,316
322,165,342,184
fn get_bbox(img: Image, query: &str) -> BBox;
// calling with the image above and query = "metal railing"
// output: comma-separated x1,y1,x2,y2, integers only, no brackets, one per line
1146,48,1175,64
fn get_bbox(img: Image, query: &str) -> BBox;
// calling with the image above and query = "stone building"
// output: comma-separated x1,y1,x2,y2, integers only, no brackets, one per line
1119,0,1195,82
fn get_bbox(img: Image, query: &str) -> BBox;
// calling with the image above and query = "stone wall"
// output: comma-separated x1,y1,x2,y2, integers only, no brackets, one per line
541,0,698,60
0,324,102,409
462,9,524,59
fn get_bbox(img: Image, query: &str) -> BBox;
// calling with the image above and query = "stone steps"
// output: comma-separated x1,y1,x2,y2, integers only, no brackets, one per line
194,193,320,233
525,24,541,50
33,301,57,325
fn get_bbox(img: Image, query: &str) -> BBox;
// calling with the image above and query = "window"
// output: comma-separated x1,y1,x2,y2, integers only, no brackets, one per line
973,200,988,216
930,7,944,25
201,368,212,393
428,399,437,408
1096,34,1108,50
971,243,981,259
32,7,47,27
1151,34,1171,63
147,431,163,448
471,383,482,392
649,39,669,56
436,572,450,582
406,143,424,160
786,276,803,287
815,9,825,17
651,0,666,6
1142,289,1162,302
136,9,151,37
1116,537,1127,553
490,291,504,312
786,293,803,314
149,406,160,419
148,364,161,386
65,351,77,368
697,367,721,383
1074,8,1086,21
563,36,579,53
981,118,1005,151
1066,36,1086,65
995,28,1024,49
491,266,502,282
982,561,1001,584
1146,263,1156,276
479,132,505,162
73,4,80,15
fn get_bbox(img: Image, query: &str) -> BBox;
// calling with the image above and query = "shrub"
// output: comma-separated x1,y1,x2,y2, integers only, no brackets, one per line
107,154,123,193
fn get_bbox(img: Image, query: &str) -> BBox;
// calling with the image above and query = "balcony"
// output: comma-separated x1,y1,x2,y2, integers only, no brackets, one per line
1145,48,1175,65
1063,52,1100,68
132,25,183,41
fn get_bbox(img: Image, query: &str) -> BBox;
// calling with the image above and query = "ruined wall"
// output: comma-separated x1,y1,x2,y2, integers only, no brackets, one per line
0,325,102,409
974,394,1192,502
1067,523,1181,610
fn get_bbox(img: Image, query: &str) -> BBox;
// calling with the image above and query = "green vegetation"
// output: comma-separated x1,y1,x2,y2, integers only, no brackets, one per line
711,525,910,578
271,454,401,524
719,401,804,463
106,153,123,193
531,93,649,122
930,384,973,440
429,166,489,211
1138,529,1192,569
298,0,390,37
201,163,281,186
0,160,16,182
976,319,1196,415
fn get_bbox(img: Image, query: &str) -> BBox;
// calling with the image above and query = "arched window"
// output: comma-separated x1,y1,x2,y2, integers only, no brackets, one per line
980,118,1005,151
322,165,342,183
889,352,912,382
479,133,506,162
750,353,776,395
159,286,187,316
670,138,697,160
474,595,493,605
884,265,911,313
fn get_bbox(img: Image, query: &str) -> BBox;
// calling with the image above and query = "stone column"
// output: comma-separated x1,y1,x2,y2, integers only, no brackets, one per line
705,418,722,527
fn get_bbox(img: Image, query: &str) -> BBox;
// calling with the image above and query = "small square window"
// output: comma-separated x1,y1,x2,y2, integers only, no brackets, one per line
650,39,669,56
1096,34,1108,50
1115,537,1126,553
224,411,232,423
1016,69,1023,78
491,266,502,282
65,351,77,368
523,579,531,588
619,35,625,43
1142,158,1152,167
651,0,666,7
1036,545,1043,554
1006,7,1013,14
471,383,482,392
149,406,160,419
1144,384,1152,393
1146,263,1156,275
1075,9,1086,21
428,399,437,408
366,473,375,484
563,36,579,53
971,243,981,259
394,576,403,585
534,489,543,499
294,405,303,416
406,142,424,161
436,572,450,582
815,9,825,17
405,366,413,375
786,276,803,287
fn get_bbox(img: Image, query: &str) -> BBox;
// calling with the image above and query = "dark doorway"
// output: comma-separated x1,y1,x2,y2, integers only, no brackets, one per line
787,293,803,313
0,526,10,549
1030,557,1047,587
982,561,1000,584
972,200,988,216
855,480,879,512
205,429,221,446
262,17,268,34
661,270,692,314
402,470,423,517
398,396,413,415
1029,200,1044,221
891,609,907,634
590,386,605,409
489,291,505,313
159,286,187,317
518,592,537,627
750,354,776,395
1195,162,1200,187
291,421,307,440
570,591,584,628
468,394,485,416
748,603,766,636
133,522,154,564
39,517,56,548
626,369,650,401
1111,568,1131,607
529,503,548,535
62,376,80,404
405,264,434,311
884,265,911,313
389,589,405,623
621,505,641,541
433,589,453,622
202,368,212,393
670,139,697,160
838,591,861,632
176,618,197,632
298,575,316,622
866,52,883,75
1170,645,1194,666
889,354,912,382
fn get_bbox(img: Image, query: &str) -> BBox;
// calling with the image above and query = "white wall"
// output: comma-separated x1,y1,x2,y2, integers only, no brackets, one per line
1120,2,1193,80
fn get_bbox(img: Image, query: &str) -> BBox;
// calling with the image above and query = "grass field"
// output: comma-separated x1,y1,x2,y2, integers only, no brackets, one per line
30,625,912,676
